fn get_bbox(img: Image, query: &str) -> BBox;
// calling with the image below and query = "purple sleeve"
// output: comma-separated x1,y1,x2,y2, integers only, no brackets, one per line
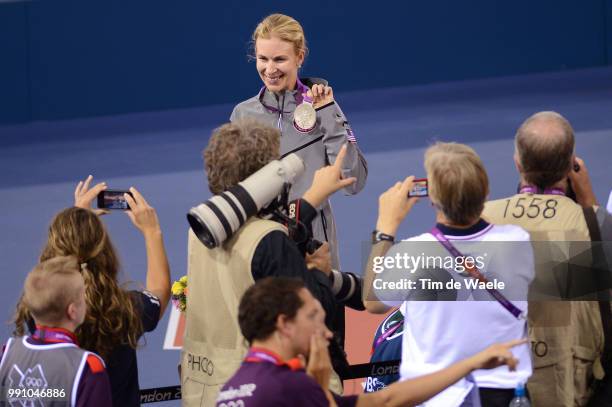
76,362,113,407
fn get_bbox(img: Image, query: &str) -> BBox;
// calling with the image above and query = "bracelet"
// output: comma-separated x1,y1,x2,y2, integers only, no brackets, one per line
372,230,395,244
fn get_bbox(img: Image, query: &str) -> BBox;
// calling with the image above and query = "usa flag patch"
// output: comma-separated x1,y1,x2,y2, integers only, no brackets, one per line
346,128,357,144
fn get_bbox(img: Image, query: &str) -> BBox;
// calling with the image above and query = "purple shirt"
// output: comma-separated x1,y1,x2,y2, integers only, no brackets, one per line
217,360,358,407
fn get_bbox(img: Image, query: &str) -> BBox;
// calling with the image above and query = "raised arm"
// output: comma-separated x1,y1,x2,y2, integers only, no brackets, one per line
124,188,171,318
357,339,525,407
364,177,418,314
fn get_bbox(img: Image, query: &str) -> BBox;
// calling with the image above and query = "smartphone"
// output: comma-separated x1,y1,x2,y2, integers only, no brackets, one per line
97,190,133,210
408,178,428,197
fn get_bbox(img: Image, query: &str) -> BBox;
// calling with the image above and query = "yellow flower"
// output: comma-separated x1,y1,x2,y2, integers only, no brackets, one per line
179,275,188,285
171,281,184,296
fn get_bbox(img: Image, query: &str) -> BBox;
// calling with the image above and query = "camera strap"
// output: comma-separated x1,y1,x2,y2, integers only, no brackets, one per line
430,227,525,320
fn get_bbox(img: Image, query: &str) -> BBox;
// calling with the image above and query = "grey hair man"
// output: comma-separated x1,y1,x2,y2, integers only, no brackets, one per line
482,111,612,407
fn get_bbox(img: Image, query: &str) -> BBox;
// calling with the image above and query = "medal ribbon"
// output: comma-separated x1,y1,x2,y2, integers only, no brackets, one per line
295,78,313,105
519,186,565,196
32,325,78,345
430,227,525,320
258,78,312,113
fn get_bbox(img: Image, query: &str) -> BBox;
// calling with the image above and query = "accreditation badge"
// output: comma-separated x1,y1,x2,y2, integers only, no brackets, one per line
293,102,316,133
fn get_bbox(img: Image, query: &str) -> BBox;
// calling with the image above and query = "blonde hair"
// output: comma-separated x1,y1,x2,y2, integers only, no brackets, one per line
424,142,489,225
14,207,143,361
23,256,84,326
515,111,575,189
204,118,280,194
252,13,308,58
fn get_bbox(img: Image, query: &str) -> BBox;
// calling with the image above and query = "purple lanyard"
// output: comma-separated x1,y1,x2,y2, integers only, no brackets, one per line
430,227,525,320
244,348,283,365
258,79,312,130
246,351,278,364
32,327,78,344
519,186,565,196
373,319,403,350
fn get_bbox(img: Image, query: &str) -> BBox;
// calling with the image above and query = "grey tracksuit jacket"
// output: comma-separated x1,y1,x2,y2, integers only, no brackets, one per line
230,80,368,269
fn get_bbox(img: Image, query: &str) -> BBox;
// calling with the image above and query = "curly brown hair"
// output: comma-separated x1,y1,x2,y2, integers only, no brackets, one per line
14,207,143,361
204,119,281,194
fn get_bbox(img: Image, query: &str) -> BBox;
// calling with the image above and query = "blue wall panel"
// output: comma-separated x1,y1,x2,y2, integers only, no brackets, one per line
0,3,29,123
0,0,609,124
606,0,612,64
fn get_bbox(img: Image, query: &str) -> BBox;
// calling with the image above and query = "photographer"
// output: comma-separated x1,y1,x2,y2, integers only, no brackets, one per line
363,142,533,407
482,111,612,407
182,119,360,407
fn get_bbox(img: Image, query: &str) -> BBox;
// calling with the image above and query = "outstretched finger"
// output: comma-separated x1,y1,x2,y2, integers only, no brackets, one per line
82,175,94,193
74,181,84,201
129,187,149,206
87,182,107,198
500,338,527,349
124,192,137,211
309,334,319,364
332,144,348,171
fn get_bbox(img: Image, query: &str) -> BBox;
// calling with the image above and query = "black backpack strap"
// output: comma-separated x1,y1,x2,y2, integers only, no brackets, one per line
583,207,612,370
585,206,603,241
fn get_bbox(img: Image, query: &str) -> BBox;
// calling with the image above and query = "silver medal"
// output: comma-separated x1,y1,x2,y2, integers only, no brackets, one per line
293,102,317,132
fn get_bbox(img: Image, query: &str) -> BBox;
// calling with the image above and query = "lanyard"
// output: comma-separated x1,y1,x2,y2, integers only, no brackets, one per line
519,186,565,196
32,325,78,345
372,319,403,351
258,78,311,133
244,348,303,370
430,227,525,320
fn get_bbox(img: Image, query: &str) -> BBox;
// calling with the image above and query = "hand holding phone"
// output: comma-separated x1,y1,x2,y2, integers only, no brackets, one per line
97,190,134,210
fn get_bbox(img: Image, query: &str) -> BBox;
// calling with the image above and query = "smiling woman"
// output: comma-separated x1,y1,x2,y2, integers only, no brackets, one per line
230,13,368,272
227,13,369,397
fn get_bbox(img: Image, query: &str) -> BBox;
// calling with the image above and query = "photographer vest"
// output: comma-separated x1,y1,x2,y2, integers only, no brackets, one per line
181,218,287,407
0,337,95,407
483,193,606,407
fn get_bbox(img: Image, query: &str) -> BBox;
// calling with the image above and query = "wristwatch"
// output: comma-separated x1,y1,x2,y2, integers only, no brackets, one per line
372,230,395,244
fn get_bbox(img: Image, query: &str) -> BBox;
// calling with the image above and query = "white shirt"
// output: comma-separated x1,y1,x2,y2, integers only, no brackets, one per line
376,221,533,407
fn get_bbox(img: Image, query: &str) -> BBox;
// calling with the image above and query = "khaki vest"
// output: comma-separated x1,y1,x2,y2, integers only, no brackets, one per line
483,193,605,407
181,218,286,407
